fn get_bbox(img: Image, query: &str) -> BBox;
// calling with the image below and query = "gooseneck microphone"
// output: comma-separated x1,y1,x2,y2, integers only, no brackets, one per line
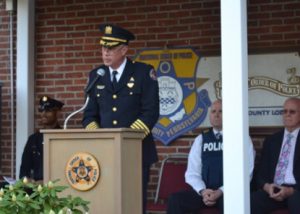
84,68,105,94
63,68,106,129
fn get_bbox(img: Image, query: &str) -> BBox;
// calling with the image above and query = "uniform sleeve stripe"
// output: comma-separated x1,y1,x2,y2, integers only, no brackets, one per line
130,124,147,138
131,120,150,135
130,124,137,129
136,119,150,134
85,121,99,130
131,123,141,130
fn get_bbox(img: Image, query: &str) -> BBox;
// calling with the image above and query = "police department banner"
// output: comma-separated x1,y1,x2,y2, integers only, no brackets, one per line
135,49,300,145
135,48,210,145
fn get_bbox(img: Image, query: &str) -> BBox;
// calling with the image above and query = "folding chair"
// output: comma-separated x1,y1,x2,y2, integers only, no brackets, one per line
147,153,220,214
147,154,191,213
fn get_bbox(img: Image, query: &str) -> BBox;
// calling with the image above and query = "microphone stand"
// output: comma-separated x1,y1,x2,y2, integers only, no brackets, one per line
63,96,90,129
63,67,105,129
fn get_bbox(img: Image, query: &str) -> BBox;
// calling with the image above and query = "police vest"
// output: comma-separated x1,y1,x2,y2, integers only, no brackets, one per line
201,129,223,189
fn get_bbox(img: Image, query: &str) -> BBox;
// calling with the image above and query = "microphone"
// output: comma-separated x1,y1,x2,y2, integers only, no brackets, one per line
64,68,106,129
84,68,106,94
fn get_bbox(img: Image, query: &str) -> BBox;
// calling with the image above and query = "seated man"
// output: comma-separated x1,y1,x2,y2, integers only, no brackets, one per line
251,97,300,214
167,100,255,214
19,96,64,182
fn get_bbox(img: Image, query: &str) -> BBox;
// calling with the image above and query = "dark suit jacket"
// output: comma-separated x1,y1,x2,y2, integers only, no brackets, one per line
19,125,62,180
256,129,300,191
20,132,43,180
82,58,159,165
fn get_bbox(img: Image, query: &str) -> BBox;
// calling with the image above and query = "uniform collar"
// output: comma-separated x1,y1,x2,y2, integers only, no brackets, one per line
213,128,222,135
109,57,127,77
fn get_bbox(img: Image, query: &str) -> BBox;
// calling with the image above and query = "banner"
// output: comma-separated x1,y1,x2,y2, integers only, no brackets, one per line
199,52,300,127
135,48,211,145
136,50,300,144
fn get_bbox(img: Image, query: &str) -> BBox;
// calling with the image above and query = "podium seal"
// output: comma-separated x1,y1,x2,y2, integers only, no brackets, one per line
65,152,100,191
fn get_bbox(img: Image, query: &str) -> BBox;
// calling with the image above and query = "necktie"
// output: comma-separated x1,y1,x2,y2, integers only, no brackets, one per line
274,133,293,185
112,70,118,89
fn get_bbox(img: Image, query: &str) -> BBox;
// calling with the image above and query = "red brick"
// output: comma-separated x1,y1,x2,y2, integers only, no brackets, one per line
284,32,300,39
284,17,300,24
182,3,203,10
274,24,296,32
284,3,300,10
260,34,283,40
261,4,282,11
248,13,270,20
272,40,296,46
272,11,295,18
248,27,270,34
260,19,283,26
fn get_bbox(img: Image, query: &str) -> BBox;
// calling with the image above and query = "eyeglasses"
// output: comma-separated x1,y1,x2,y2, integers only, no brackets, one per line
283,109,298,115
102,45,124,54
211,110,222,113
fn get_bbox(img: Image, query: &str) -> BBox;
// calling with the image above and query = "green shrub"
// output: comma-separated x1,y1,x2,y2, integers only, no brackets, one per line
0,178,89,214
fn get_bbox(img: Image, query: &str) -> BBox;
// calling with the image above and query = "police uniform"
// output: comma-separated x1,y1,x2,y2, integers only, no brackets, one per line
19,96,64,180
201,129,223,189
82,24,160,213
167,128,255,214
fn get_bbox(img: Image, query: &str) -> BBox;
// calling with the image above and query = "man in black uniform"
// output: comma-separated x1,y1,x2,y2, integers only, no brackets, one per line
19,95,64,183
82,24,160,213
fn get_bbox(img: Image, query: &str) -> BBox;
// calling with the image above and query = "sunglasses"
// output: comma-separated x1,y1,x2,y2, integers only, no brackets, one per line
283,109,298,115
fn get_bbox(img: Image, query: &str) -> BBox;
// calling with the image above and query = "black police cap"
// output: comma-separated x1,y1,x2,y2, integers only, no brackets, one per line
99,24,135,48
39,96,64,112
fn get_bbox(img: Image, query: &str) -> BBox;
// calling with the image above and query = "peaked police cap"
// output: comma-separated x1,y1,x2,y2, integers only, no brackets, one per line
39,96,64,112
99,24,135,48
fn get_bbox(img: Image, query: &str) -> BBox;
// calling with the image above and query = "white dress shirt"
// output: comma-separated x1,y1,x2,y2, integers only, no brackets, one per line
185,128,255,195
109,57,127,82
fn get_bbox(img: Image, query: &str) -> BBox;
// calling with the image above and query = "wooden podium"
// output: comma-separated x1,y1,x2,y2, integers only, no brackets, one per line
42,128,144,214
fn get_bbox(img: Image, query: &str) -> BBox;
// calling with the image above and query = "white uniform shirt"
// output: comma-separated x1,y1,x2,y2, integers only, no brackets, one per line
109,57,127,82
185,128,255,195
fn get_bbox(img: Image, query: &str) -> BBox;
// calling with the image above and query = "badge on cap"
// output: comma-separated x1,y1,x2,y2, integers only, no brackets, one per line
105,26,112,34
39,95,64,112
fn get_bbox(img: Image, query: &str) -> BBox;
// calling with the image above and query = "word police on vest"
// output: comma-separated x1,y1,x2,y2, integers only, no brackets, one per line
203,141,223,152
85,68,106,94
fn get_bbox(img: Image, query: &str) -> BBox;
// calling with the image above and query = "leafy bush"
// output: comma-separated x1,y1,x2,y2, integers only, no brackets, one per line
0,178,89,214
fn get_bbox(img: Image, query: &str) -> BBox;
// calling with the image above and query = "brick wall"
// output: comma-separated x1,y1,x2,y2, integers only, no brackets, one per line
0,0,300,202
0,2,16,178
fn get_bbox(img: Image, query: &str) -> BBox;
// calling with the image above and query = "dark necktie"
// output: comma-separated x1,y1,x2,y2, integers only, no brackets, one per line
112,70,118,89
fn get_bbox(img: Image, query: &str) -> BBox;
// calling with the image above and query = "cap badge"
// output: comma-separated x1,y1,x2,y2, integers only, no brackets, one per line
105,26,112,34
42,96,48,101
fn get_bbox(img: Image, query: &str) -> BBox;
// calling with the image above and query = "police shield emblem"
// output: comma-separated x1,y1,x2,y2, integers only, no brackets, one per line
135,48,211,145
